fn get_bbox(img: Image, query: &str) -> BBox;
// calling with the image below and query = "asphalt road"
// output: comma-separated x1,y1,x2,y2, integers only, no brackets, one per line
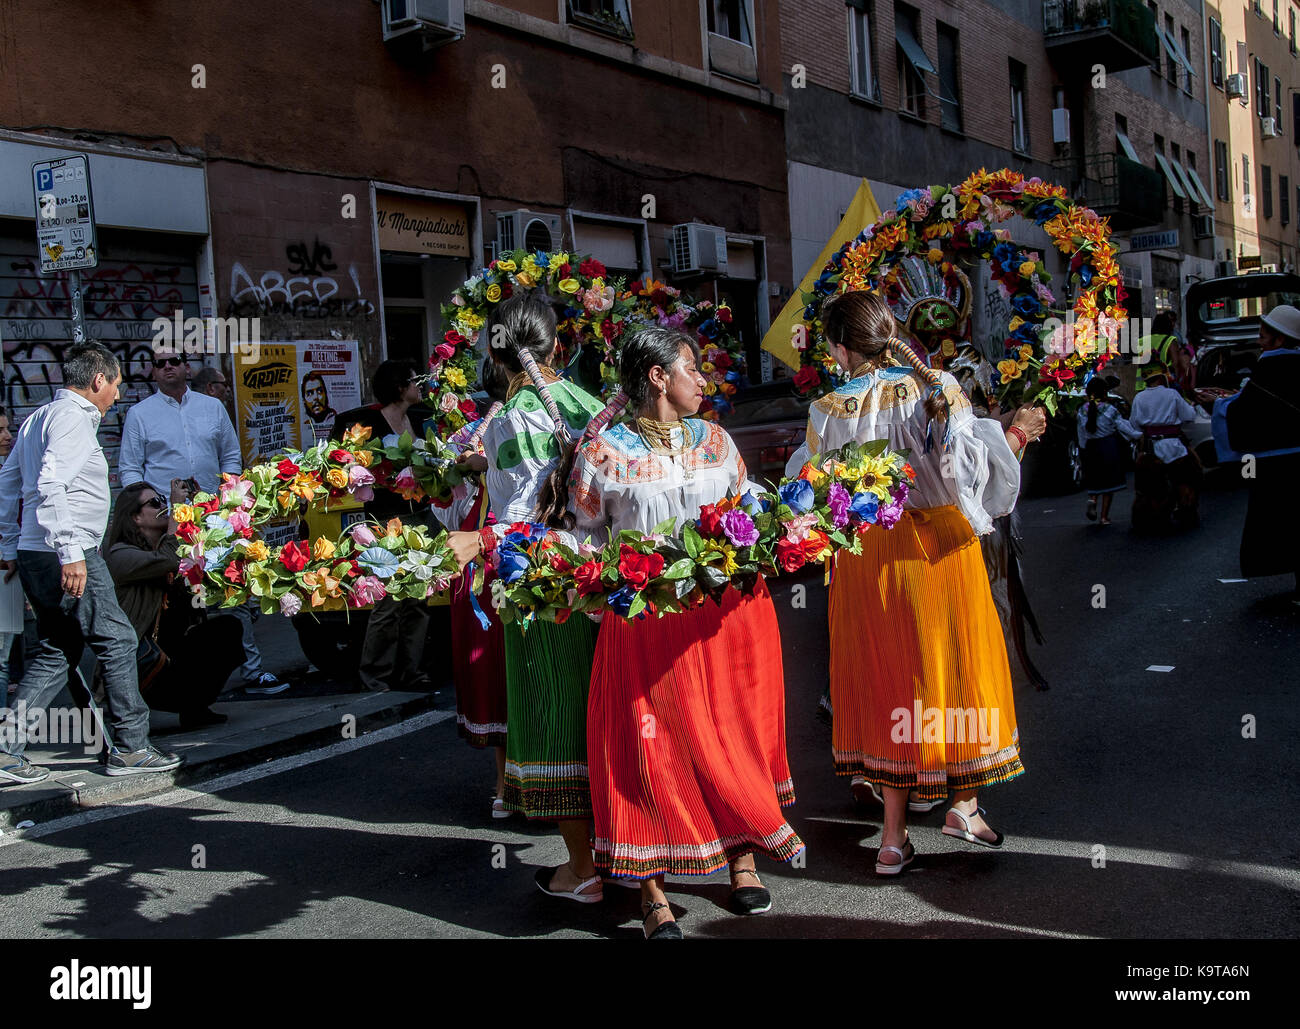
0,482,1296,939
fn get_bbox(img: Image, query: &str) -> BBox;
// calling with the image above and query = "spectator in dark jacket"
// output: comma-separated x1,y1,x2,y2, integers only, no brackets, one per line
105,482,245,727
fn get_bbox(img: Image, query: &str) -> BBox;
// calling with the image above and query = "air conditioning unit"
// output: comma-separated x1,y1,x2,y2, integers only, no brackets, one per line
670,223,728,276
382,0,465,48
1051,107,1070,144
1225,72,1247,99
1261,116,1280,138
496,210,562,254
1216,259,1236,276
1192,213,1215,239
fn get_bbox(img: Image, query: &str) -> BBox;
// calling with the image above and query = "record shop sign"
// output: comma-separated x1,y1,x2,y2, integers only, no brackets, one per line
376,193,470,258
31,154,99,273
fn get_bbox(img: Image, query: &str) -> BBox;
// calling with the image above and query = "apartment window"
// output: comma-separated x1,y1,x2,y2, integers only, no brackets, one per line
1275,0,1281,34
707,0,752,44
1283,175,1292,226
1187,150,1213,208
1116,114,1140,161
1180,26,1194,92
1215,139,1230,201
1171,141,1188,211
1263,164,1274,219
1010,59,1028,153
848,1,878,100
895,4,930,118
1253,0,1262,15
1291,7,1297,54
936,22,962,132
1277,77,1285,133
1164,15,1177,83
1209,17,1224,87
1243,154,1252,198
567,0,632,38
1154,133,1186,207
1256,59,1271,116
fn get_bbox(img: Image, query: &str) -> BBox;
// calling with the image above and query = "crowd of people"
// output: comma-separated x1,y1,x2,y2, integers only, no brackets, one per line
1,290,1294,938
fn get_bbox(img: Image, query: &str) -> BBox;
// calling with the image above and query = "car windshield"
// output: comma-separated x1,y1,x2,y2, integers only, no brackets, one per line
1197,289,1300,323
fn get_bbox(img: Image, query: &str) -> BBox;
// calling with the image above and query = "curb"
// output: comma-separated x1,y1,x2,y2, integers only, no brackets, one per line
0,692,441,832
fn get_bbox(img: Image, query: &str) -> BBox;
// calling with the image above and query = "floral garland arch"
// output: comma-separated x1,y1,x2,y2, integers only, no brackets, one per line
792,169,1126,414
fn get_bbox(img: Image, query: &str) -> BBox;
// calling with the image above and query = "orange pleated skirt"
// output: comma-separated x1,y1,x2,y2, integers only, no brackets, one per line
830,505,1023,800
588,579,804,878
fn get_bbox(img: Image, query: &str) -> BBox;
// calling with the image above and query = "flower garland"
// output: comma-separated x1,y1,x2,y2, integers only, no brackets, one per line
434,249,634,433
794,169,1125,414
491,440,914,624
621,279,747,418
175,439,914,620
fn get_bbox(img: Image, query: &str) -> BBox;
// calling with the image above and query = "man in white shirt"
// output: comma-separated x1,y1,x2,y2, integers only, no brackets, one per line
1130,364,1202,531
0,343,182,783
119,354,288,694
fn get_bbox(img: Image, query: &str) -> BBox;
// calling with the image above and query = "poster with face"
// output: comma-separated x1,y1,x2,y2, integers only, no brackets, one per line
298,341,361,447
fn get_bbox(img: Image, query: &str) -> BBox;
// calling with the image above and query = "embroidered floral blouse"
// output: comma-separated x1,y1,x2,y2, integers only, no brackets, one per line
783,365,1020,536
569,419,750,543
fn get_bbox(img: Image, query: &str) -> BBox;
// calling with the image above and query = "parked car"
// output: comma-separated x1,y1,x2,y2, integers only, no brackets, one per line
722,379,811,488
1184,272,1300,468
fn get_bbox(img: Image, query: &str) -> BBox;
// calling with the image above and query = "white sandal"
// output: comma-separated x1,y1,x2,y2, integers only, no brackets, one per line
534,864,604,903
491,797,510,819
942,805,1004,849
852,777,943,814
874,836,915,876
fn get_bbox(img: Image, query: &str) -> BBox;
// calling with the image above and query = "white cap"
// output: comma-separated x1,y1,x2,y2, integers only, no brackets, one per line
1261,304,1300,342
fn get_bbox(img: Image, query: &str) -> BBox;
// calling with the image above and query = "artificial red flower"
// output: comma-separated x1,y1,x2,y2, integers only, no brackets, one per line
328,449,353,464
579,258,606,279
444,330,466,346
776,537,806,573
280,540,311,573
697,503,723,538
458,399,478,416
508,521,536,537
277,458,300,480
548,553,573,574
600,319,616,342
1039,360,1075,388
902,462,917,482
716,306,733,324
617,545,664,591
802,530,831,562
792,365,822,395
195,497,220,515
176,521,199,543
712,352,732,370
575,560,605,595
559,262,572,278
223,561,245,585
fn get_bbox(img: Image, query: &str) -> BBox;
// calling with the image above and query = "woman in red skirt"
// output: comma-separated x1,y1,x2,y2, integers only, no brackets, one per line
566,326,804,940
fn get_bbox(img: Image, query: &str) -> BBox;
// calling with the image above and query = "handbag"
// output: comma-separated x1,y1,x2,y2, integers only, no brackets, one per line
135,596,169,695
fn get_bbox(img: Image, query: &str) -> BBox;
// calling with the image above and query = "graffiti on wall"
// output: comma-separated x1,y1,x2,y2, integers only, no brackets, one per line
226,240,375,318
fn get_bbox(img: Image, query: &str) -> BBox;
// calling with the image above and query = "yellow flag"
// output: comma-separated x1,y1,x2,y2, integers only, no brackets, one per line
761,179,882,369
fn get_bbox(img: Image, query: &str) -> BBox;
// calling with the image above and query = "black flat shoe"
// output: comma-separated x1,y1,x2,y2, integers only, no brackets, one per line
728,868,772,915
642,901,683,939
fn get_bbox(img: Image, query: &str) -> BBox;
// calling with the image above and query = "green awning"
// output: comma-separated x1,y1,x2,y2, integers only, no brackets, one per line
895,20,936,75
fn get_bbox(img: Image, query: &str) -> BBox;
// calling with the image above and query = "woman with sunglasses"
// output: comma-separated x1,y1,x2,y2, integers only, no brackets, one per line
104,481,246,728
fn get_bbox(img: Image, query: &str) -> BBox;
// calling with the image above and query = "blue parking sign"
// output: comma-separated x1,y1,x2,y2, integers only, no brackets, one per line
36,168,52,191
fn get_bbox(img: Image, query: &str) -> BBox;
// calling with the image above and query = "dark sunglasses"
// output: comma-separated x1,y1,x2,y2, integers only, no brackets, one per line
153,357,186,368
142,496,166,509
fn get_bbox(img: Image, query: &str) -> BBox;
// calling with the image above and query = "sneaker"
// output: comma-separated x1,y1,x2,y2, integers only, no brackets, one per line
104,746,184,776
244,673,290,695
0,754,51,785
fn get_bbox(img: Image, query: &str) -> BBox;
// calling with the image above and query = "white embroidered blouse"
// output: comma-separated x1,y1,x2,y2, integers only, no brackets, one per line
569,419,750,543
783,365,1020,536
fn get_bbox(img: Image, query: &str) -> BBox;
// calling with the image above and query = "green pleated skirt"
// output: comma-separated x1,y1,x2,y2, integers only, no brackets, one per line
502,615,598,819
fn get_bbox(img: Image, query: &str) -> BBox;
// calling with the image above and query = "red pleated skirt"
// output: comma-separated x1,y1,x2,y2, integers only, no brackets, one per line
588,579,803,879
450,494,507,749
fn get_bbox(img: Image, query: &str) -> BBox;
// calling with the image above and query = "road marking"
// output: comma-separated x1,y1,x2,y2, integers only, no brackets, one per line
0,709,455,846
1218,578,1247,583
1146,665,1175,672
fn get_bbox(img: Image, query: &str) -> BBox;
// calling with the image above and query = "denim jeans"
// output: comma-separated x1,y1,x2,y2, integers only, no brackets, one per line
2,550,150,756
0,631,14,694
232,600,265,684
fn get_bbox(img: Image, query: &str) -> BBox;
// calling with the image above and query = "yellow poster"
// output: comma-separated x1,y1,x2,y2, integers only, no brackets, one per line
234,344,300,465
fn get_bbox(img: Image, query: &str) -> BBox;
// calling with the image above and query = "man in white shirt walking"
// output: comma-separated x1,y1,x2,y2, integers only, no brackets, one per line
1130,363,1203,531
0,343,182,783
120,353,288,694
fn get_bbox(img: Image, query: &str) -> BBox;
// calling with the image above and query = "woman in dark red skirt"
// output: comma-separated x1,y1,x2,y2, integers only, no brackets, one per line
566,327,803,940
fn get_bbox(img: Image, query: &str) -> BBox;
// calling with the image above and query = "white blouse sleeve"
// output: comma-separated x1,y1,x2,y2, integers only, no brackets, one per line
784,409,822,480
941,377,1020,536
567,443,612,547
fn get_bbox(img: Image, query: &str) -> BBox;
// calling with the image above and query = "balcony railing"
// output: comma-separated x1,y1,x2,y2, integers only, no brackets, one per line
1043,0,1160,71
1057,152,1166,230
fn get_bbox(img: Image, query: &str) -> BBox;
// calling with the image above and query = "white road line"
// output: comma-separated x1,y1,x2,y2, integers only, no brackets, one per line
0,709,455,847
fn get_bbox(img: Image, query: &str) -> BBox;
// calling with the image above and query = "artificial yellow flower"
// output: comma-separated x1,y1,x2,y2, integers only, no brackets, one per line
385,518,404,537
705,382,717,395
1008,316,1025,332
495,259,517,273
312,537,336,561
547,252,569,272
172,504,196,524
997,358,1024,381
445,367,467,388
353,449,374,468
927,248,945,264
701,361,715,374
514,272,536,288
342,424,373,447
1019,261,1037,278
855,454,896,501
244,540,269,562
485,284,502,303
325,468,348,490
557,277,580,294
1017,343,1034,363
277,489,296,510
303,570,344,610
289,473,319,501
459,311,485,330
704,541,739,577
799,462,829,487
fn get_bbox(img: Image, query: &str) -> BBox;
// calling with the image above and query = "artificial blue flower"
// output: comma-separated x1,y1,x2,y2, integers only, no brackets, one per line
849,492,880,524
975,230,996,251
992,242,1018,273
724,370,740,384
495,540,531,584
357,546,402,579
1032,201,1059,225
203,514,234,537
607,585,636,617
1079,266,1094,287
1012,293,1043,317
778,479,815,515
741,490,770,517
803,304,817,321
895,188,927,213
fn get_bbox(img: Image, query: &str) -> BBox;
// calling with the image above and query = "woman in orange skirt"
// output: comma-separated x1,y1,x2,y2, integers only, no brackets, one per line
568,326,803,938
785,290,1044,875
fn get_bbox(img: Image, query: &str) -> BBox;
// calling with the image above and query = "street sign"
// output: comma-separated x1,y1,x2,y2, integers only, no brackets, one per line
31,154,98,273
1237,254,1262,270
1127,229,1180,253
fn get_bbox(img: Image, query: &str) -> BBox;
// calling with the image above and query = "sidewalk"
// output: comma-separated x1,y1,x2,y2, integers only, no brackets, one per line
0,611,445,831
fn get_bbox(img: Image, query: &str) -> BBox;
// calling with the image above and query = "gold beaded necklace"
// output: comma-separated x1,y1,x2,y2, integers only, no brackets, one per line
636,415,689,456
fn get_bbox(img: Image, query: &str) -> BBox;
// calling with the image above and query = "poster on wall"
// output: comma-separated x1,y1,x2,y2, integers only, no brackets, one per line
235,343,301,465
298,340,361,446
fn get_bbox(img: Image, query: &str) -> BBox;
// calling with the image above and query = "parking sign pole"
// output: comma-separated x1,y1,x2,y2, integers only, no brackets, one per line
69,268,87,344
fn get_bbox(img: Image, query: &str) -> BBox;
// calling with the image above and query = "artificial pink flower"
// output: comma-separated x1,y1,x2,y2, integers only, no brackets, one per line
349,575,387,607
348,523,377,547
